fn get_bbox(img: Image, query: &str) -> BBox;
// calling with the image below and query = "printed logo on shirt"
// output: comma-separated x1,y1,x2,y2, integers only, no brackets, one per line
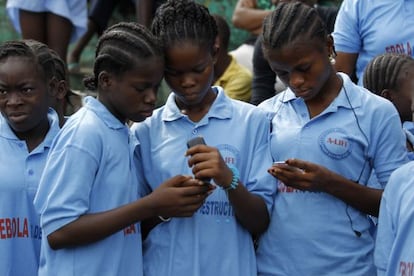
385,41,412,56
277,180,300,193
197,144,239,220
123,224,138,236
197,200,235,217
319,128,351,160
0,217,42,240
216,144,240,167
399,261,414,276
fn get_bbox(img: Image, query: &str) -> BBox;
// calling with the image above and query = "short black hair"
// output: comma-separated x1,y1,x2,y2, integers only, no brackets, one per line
212,14,230,51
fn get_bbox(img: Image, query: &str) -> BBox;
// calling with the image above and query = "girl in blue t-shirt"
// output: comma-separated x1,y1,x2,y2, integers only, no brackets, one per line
34,22,210,276
256,2,408,275
0,40,61,276
131,1,276,275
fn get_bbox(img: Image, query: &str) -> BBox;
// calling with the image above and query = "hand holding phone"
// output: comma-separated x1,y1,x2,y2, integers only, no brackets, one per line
272,160,304,173
186,136,211,184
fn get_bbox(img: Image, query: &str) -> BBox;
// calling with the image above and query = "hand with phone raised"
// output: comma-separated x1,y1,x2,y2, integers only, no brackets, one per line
186,136,234,189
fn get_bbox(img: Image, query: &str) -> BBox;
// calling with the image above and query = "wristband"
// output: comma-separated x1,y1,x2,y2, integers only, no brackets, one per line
158,215,171,222
222,165,239,191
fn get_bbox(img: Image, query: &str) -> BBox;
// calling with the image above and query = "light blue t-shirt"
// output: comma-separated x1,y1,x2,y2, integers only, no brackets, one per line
256,73,408,275
375,161,414,276
131,87,276,276
0,109,60,276
34,97,143,276
333,0,414,85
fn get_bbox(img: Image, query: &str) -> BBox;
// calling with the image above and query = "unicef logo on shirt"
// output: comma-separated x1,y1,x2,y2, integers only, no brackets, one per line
216,144,239,166
319,128,351,159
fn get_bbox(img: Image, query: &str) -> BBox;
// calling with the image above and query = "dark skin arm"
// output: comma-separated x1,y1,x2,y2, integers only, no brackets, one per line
47,175,210,249
232,0,272,35
186,145,269,235
268,158,382,216
334,52,358,78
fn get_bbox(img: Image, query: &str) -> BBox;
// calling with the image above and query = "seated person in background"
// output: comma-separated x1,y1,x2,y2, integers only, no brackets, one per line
213,14,252,102
230,0,274,72
363,53,414,159
250,0,338,105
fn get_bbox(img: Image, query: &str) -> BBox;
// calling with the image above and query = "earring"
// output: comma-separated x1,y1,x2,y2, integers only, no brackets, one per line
329,54,336,65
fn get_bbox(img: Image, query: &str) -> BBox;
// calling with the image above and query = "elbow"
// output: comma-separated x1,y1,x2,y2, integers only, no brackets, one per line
252,216,270,236
232,14,243,28
47,232,67,250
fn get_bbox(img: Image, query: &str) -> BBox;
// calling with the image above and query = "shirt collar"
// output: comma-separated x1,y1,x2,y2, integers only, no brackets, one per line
161,86,233,122
83,96,127,130
278,72,363,111
0,107,61,151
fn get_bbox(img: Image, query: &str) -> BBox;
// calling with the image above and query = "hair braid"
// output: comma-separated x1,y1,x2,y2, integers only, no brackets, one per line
84,22,163,91
151,0,218,50
262,2,327,50
363,53,414,95
0,40,56,81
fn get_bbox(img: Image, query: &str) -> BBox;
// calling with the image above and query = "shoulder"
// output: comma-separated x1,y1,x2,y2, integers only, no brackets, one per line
384,161,414,198
53,107,107,152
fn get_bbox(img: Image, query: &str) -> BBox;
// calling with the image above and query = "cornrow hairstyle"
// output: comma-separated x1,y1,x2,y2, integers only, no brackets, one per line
261,2,327,50
0,40,56,82
151,0,218,51
363,53,414,95
84,22,164,91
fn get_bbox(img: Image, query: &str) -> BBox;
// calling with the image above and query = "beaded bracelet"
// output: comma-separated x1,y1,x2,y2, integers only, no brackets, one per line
222,165,239,191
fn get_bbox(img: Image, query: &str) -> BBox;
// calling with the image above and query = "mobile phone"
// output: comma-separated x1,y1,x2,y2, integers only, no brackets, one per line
186,136,207,149
186,136,211,184
272,161,304,173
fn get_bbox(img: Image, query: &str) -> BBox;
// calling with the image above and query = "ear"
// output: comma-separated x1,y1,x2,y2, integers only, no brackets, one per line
47,77,58,97
212,35,220,64
380,88,394,101
98,71,112,90
326,34,336,57
55,80,68,100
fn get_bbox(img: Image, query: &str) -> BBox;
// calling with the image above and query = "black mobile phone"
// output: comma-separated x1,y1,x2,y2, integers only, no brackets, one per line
186,136,211,184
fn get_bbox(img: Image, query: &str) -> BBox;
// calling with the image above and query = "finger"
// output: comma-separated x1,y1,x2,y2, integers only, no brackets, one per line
185,144,211,157
165,175,192,187
179,185,211,196
286,158,308,171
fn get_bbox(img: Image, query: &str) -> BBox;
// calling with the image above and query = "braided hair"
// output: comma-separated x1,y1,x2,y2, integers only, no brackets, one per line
0,40,56,82
262,2,327,51
363,53,414,95
151,0,218,51
84,22,164,91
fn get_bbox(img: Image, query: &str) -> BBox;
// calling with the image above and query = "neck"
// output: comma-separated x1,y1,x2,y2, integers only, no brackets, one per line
306,73,342,118
176,89,217,122
14,117,50,152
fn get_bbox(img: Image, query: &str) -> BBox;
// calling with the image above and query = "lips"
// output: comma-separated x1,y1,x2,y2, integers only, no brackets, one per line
293,89,311,98
140,110,153,117
6,111,28,123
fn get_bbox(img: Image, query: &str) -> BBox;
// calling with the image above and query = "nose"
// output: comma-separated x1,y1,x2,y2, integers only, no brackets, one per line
289,71,305,89
144,87,157,104
5,91,23,106
180,73,196,88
